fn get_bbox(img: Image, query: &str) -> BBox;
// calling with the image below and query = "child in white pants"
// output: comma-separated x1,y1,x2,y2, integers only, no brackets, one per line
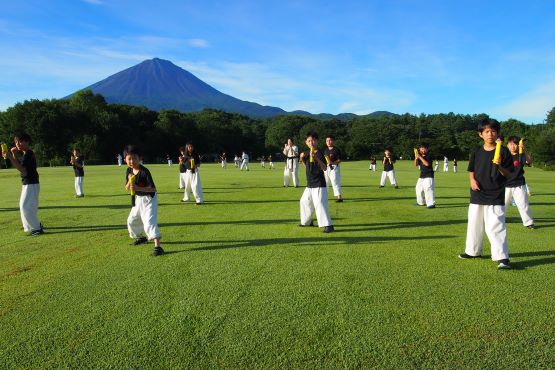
299,132,334,233
379,148,398,188
240,151,250,171
324,135,343,202
71,148,85,197
125,145,164,256
505,136,534,228
181,143,204,204
6,133,43,236
459,119,513,269
283,139,299,187
414,144,435,208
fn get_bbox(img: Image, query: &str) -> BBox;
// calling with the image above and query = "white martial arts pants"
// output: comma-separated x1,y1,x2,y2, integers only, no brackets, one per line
179,172,186,189
74,176,84,196
240,160,249,171
369,164,376,171
284,158,299,187
453,166,458,173
20,183,41,232
168,160,172,166
434,164,439,171
380,170,397,186
324,165,342,197
183,169,203,203
443,163,448,172
465,204,509,261
269,162,274,169
300,187,332,227
505,185,534,227
415,177,435,207
118,160,122,166
221,160,227,168
128,194,161,240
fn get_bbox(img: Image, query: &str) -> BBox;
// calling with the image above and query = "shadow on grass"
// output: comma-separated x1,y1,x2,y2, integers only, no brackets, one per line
162,234,456,252
336,219,468,232
477,250,555,269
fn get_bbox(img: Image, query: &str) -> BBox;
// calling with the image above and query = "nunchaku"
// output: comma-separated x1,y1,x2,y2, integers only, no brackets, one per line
1,143,8,168
491,137,503,178
129,174,136,207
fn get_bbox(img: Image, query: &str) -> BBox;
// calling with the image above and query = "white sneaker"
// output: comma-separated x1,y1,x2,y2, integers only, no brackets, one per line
497,260,511,269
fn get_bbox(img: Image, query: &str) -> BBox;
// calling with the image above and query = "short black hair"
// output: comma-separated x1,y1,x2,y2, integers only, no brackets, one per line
418,143,429,149
507,136,521,144
326,134,335,140
124,145,142,157
179,146,185,152
305,131,319,140
477,118,500,133
14,132,32,144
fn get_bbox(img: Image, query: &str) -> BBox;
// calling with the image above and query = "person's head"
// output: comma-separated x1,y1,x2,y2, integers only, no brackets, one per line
477,118,501,145
185,142,194,154
418,143,428,155
287,138,294,146
14,132,32,151
179,146,186,154
325,135,335,148
507,136,521,154
72,148,81,156
305,131,319,148
124,145,142,169
384,148,392,157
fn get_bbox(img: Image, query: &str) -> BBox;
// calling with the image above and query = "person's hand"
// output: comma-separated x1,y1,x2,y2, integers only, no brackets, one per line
10,147,18,155
471,179,480,191
492,156,501,166
300,152,305,161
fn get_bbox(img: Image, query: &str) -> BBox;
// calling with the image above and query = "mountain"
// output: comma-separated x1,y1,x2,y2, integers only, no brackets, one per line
70,58,394,119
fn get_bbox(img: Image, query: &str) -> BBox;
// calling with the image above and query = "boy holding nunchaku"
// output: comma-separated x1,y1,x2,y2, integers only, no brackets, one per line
458,119,514,269
124,145,164,256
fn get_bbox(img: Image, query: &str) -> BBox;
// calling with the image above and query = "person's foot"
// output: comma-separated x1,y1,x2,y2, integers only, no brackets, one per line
526,224,535,229
336,198,343,203
132,236,148,245
180,199,188,203
196,202,203,205
299,221,314,227
31,228,44,236
416,203,425,206
458,253,480,259
426,205,436,209
379,185,384,188
497,259,511,269
323,225,334,233
395,186,399,189
152,246,165,256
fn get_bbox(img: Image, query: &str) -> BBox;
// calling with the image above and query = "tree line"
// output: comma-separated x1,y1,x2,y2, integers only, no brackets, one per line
1,90,554,168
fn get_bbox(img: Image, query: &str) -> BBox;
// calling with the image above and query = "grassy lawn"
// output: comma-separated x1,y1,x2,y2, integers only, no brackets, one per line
1,160,554,369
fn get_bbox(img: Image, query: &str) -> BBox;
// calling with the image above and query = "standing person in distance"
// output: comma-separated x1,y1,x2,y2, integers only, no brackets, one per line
124,145,164,256
117,153,123,166
379,148,398,188
299,131,334,233
443,155,449,172
414,144,435,208
369,156,377,171
220,152,227,169
260,155,266,168
458,119,514,269
505,136,535,229
453,158,458,173
6,132,43,236
181,142,204,204
71,148,85,198
283,138,299,187
233,154,240,168
324,135,343,202
268,154,275,169
166,154,172,166
240,151,250,171
178,146,186,189
433,159,439,172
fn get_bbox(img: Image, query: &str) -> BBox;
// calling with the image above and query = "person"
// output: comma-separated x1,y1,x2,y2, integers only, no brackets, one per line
434,159,439,172
71,148,85,198
505,136,534,229
166,154,172,166
299,132,334,233
443,156,449,172
283,138,299,187
117,153,123,166
414,144,435,208
220,152,227,169
324,135,343,202
240,151,250,171
124,145,164,256
234,154,240,168
453,158,458,173
260,156,266,168
178,147,186,189
181,143,204,204
458,119,514,269
379,148,398,188
268,154,275,169
6,133,43,236
369,156,377,171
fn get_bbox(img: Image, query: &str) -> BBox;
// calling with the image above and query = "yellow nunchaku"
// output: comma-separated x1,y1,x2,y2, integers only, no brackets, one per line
1,143,8,159
129,174,136,196
70,155,75,164
492,139,502,164
519,138,524,155
324,154,331,165
309,148,314,163
191,158,195,168
414,148,418,158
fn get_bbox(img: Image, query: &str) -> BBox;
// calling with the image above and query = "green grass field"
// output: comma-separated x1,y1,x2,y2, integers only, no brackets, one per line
1,160,554,369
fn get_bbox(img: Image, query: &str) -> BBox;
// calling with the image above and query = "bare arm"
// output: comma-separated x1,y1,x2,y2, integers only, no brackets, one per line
469,171,480,191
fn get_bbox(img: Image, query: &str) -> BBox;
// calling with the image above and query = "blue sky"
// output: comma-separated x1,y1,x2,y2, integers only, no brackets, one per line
1,0,555,123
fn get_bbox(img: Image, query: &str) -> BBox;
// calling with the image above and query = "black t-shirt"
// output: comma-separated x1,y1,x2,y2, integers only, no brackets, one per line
325,147,341,166
506,153,526,188
126,165,156,197
178,155,186,173
184,153,201,172
73,156,84,177
20,150,39,185
383,157,395,171
301,150,326,188
370,158,376,165
417,153,434,178
467,146,513,205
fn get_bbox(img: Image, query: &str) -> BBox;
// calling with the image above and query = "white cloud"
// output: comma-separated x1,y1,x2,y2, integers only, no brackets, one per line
491,80,555,122
187,38,210,48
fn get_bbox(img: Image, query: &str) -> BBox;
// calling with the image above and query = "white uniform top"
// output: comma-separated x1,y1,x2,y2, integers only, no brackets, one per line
283,145,299,170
